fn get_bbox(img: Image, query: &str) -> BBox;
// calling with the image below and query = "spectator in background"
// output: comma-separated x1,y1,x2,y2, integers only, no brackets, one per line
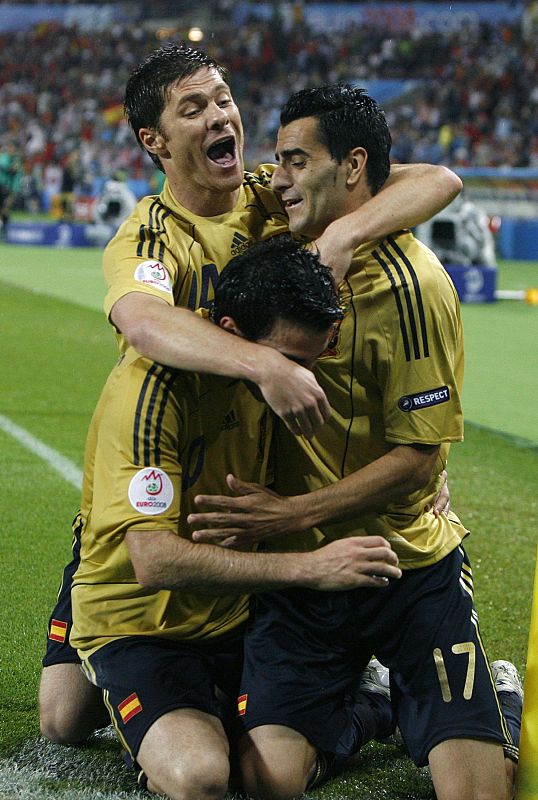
0,142,22,237
0,8,535,214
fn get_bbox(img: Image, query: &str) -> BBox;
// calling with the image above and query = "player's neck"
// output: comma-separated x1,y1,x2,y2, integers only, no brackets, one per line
168,180,241,217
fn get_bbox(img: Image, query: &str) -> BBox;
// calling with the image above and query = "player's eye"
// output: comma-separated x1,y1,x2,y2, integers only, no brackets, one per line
291,159,306,168
183,106,201,118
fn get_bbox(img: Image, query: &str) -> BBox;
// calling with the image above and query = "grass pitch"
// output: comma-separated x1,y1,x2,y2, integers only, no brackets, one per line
0,245,537,799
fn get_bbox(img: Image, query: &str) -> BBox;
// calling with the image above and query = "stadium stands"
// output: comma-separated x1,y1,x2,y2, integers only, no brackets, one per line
0,0,536,217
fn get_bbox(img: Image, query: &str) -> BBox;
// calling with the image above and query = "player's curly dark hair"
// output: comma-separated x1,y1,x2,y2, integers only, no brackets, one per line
124,44,228,171
280,84,391,194
210,234,342,341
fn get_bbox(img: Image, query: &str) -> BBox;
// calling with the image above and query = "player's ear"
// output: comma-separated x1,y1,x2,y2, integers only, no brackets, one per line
219,316,245,337
346,147,367,188
139,128,170,159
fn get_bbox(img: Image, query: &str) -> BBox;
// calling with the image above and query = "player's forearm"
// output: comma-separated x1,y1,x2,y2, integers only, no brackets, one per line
112,293,330,439
127,529,402,592
324,164,462,250
127,529,313,593
291,444,439,530
112,293,275,381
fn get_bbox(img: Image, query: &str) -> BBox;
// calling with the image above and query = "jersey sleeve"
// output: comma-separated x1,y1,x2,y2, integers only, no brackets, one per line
374,247,464,445
102,205,188,320
84,352,184,537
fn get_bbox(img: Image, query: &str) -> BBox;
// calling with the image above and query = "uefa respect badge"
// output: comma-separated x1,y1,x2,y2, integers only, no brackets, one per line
128,467,174,515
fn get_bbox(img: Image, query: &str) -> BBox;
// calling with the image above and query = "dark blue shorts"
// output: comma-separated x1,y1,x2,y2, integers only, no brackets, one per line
83,633,244,759
238,546,512,767
42,513,83,667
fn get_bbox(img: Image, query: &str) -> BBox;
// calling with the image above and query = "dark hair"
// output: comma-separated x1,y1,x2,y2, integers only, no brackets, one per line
124,44,229,171
211,234,342,341
280,84,391,194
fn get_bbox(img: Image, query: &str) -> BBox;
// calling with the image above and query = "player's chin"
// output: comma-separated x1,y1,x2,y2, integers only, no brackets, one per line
286,209,307,236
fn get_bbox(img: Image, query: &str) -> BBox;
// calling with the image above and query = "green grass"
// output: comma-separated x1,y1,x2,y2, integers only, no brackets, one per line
0,244,106,312
0,246,537,798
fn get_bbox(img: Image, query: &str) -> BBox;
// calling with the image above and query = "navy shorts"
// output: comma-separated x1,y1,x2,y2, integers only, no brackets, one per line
238,546,512,767
42,513,83,667
83,632,244,760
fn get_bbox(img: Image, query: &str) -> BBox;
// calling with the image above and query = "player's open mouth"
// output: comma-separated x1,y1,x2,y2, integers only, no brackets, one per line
207,136,237,166
283,198,302,209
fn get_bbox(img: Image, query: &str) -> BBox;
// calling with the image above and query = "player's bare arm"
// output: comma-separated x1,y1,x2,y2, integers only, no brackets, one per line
189,443,439,545
111,292,330,439
125,529,401,592
315,164,462,284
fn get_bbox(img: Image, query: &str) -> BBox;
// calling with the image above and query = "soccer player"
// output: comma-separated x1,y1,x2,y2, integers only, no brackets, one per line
103,43,462,438
188,86,523,800
39,42,460,743
66,242,402,800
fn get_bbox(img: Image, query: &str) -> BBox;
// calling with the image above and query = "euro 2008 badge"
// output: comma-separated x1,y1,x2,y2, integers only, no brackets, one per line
134,260,173,294
128,468,174,515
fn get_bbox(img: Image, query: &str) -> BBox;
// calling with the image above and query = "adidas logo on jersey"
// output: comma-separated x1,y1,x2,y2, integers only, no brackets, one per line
231,232,250,256
221,409,240,431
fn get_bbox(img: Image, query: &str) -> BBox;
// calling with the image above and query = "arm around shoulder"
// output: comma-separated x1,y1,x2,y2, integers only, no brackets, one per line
316,163,462,283
110,292,331,439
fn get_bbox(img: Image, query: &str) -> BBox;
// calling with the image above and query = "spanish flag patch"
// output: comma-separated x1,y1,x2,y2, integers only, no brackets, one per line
118,692,143,724
237,693,248,716
49,619,68,643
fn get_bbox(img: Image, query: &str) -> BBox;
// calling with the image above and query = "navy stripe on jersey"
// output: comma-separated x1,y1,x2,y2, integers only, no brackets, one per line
386,236,429,358
133,364,176,466
373,248,412,361
340,278,359,478
373,239,430,361
136,200,171,261
151,369,176,465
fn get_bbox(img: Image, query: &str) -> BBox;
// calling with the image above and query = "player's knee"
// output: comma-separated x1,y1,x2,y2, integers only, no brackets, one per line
39,689,107,744
148,755,229,800
39,705,92,745
241,754,308,800
433,781,509,800
504,757,517,799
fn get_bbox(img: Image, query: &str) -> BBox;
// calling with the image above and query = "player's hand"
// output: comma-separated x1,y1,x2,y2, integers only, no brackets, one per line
256,351,331,439
189,475,303,547
310,225,355,285
306,536,402,591
425,469,450,517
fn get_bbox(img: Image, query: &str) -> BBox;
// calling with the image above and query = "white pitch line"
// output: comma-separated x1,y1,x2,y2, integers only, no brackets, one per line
0,413,82,490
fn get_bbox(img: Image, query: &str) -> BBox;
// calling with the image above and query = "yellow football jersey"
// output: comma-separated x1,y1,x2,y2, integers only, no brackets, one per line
272,231,467,568
71,348,272,658
103,166,287,354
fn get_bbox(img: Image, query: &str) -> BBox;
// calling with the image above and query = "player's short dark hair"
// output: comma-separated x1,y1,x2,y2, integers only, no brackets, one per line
211,234,342,341
280,84,391,194
124,43,228,171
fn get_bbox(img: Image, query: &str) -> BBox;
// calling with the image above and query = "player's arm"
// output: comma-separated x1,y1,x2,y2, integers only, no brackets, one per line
125,528,401,592
315,164,462,283
111,292,329,439
188,443,439,546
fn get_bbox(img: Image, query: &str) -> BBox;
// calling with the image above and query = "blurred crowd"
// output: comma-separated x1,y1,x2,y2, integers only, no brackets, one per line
0,2,536,220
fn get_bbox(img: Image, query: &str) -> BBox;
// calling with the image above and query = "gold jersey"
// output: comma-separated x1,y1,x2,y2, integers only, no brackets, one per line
71,348,272,658
273,231,467,567
103,166,287,353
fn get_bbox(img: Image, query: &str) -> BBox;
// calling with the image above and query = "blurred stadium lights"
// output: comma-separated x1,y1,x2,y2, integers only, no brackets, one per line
154,24,204,42
156,27,176,40
188,26,204,42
